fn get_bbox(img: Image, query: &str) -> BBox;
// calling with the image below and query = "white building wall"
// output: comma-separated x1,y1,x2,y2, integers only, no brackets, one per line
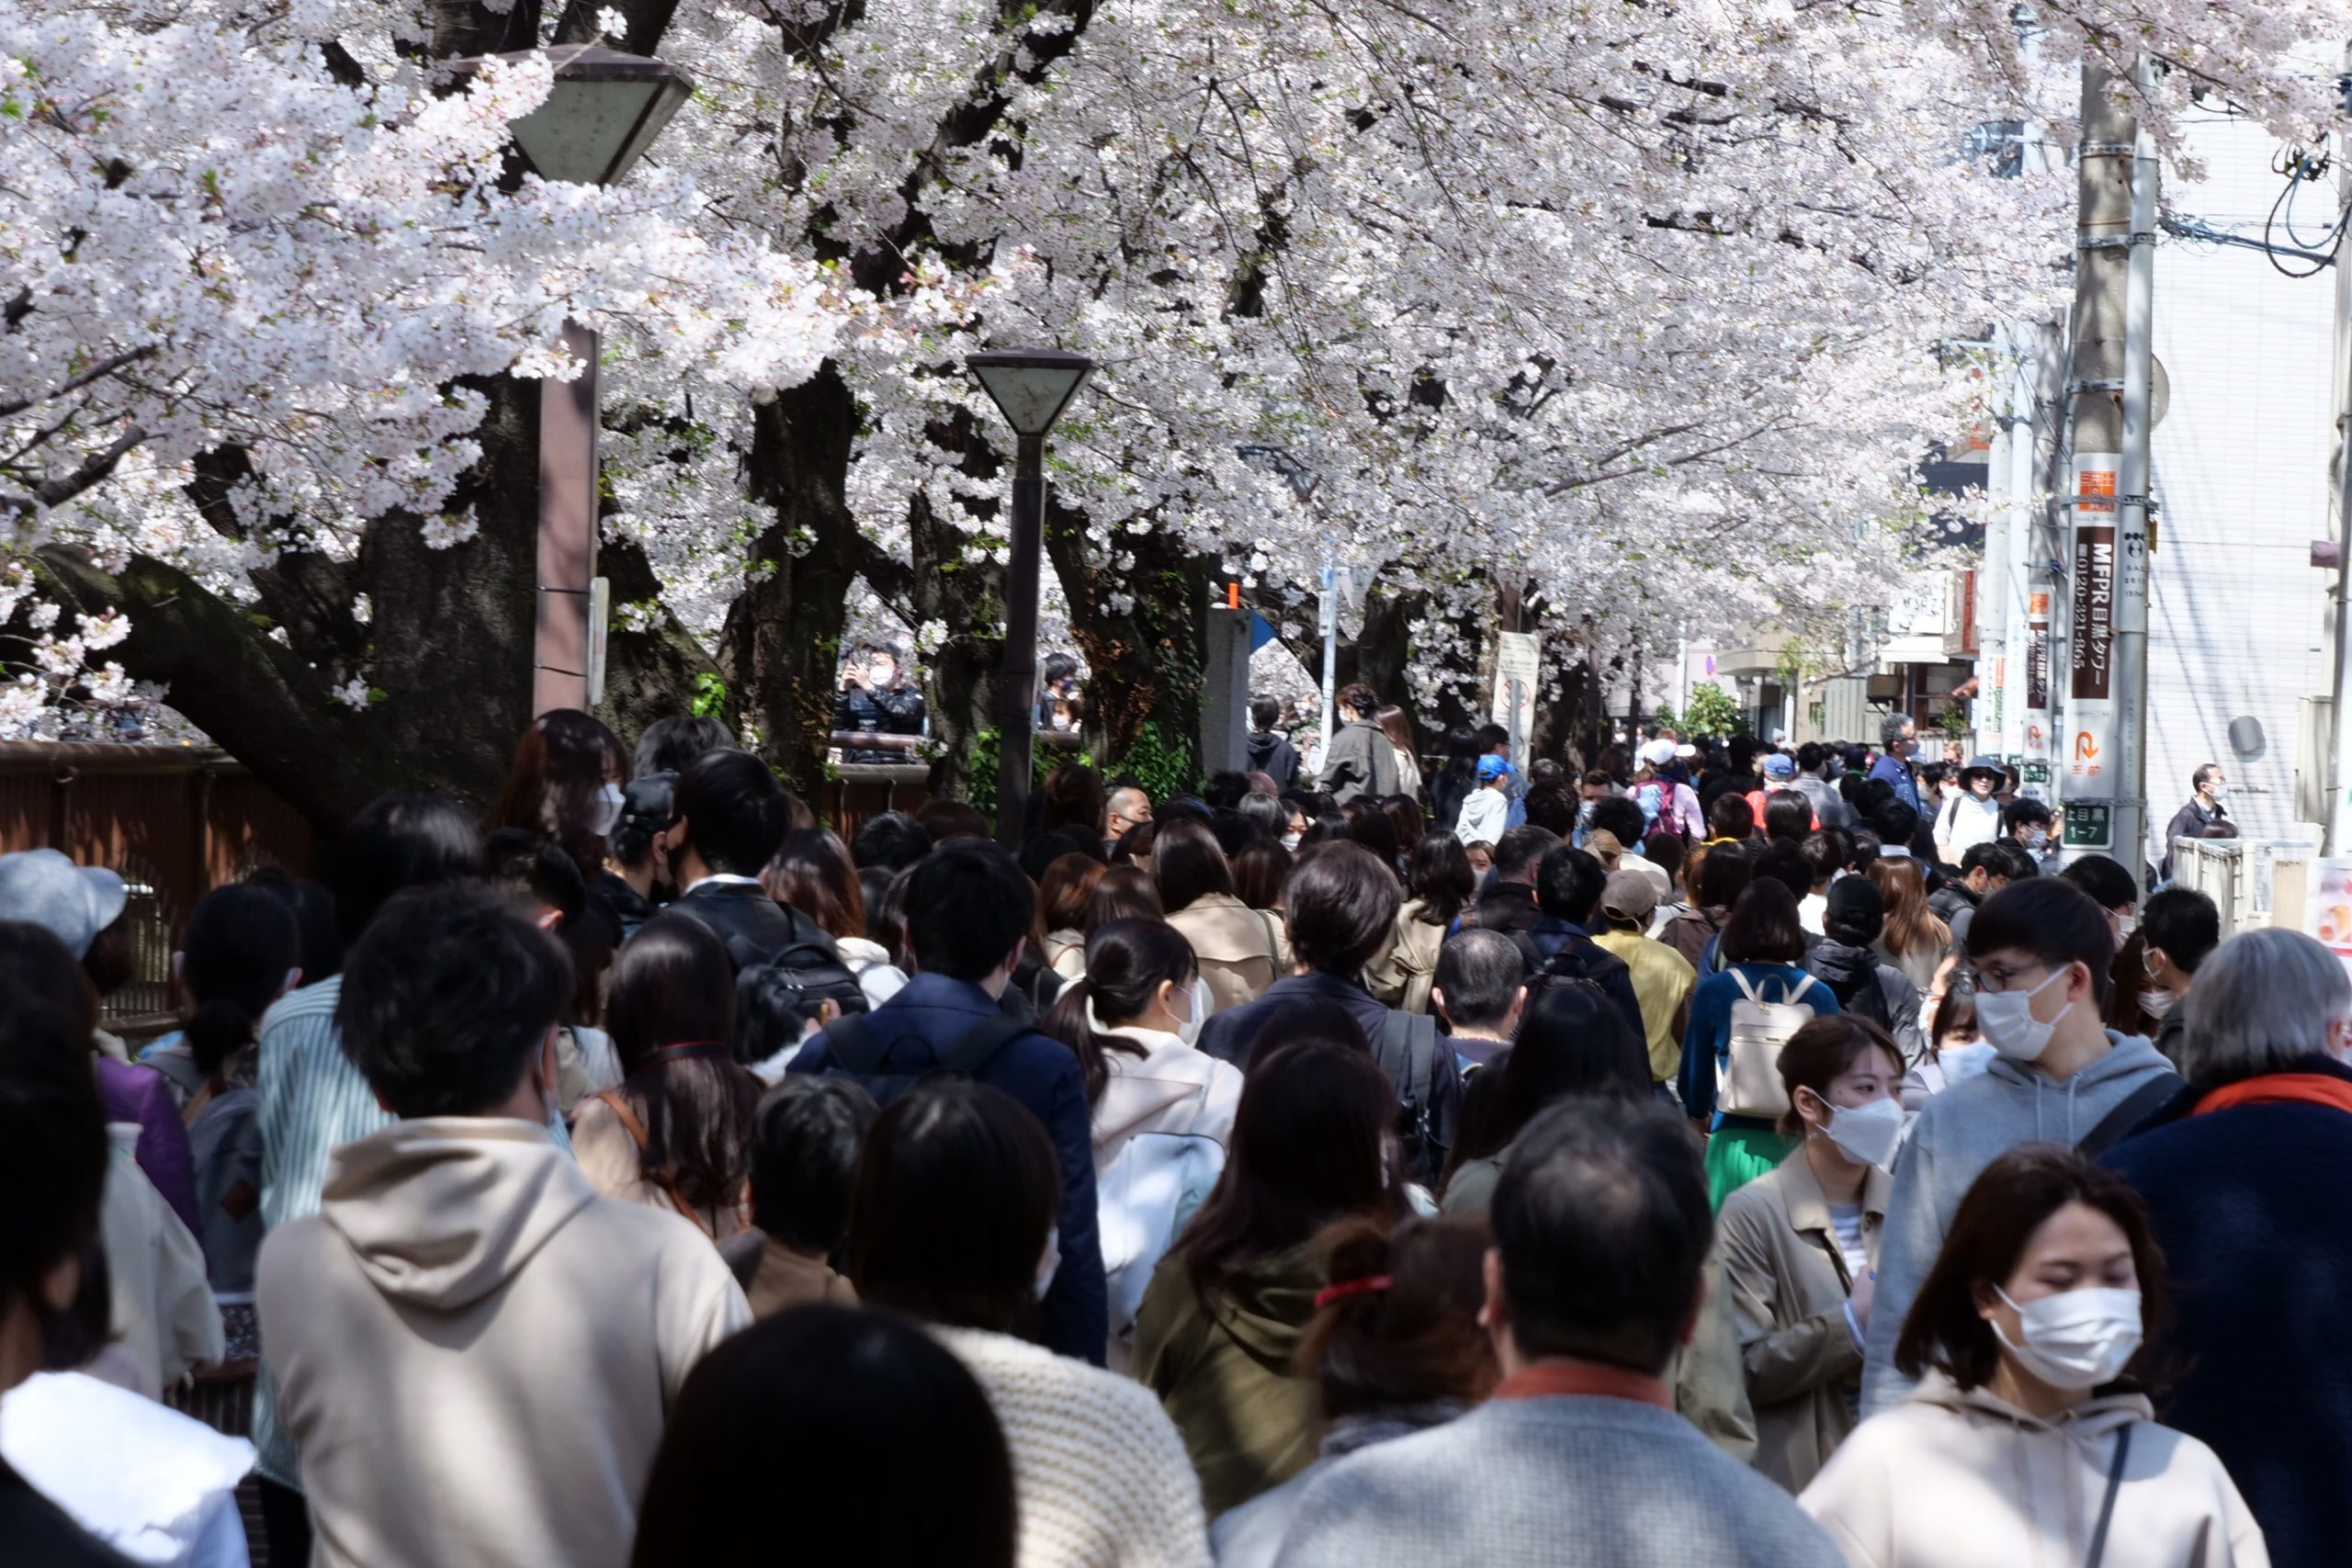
2144,116,2338,854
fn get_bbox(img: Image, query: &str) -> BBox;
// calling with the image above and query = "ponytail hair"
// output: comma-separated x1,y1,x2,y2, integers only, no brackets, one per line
1297,1214,1498,1421
180,883,301,1077
1040,918,1199,1104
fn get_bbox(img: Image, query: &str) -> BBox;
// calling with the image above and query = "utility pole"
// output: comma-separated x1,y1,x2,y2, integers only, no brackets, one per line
2325,40,2352,852
2059,58,2156,887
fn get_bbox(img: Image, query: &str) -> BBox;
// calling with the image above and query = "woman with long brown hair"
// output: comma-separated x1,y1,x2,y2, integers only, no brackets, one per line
571,914,763,1243
1037,852,1107,980
485,709,629,882
1866,856,1951,993
1374,706,1423,803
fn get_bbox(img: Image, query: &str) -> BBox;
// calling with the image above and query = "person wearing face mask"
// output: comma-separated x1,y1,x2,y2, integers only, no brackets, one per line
2132,887,2218,1067
1041,919,1240,1361
1857,877,2177,1419
2159,763,2239,885
256,883,751,1568
1803,1145,2267,1568
2060,854,2156,1036
2100,928,2351,1567
1904,987,1996,1107
1719,1017,1904,1492
2001,795,2059,873
484,708,631,886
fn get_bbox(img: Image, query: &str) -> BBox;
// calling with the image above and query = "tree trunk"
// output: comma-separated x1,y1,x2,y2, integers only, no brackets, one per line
1047,504,1208,793
720,367,866,802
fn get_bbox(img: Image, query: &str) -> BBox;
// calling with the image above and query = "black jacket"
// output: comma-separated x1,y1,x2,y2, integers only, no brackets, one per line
666,879,842,973
2159,799,2237,881
1469,882,1544,940
834,683,925,762
1245,728,1301,791
1804,939,1927,1066
597,869,659,939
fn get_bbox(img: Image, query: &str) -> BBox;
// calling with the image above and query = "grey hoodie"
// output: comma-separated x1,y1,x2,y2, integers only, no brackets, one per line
1859,1032,2177,1416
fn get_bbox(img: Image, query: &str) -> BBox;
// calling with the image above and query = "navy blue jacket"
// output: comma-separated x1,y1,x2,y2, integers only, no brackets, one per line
2102,1058,2352,1568
1512,916,1645,1043
1196,971,1393,1066
790,972,1107,1365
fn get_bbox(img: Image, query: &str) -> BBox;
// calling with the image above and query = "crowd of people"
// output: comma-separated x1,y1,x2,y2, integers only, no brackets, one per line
0,696,2324,1568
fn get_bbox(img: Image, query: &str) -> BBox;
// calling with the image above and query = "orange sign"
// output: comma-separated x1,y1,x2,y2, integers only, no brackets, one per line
2078,470,2117,514
2075,731,2099,761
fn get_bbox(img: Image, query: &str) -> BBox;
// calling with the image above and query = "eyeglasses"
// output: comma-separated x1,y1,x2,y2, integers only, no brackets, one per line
1975,961,2052,993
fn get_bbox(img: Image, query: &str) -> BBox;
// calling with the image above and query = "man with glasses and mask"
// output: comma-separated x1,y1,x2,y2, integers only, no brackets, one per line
1856,877,2176,1417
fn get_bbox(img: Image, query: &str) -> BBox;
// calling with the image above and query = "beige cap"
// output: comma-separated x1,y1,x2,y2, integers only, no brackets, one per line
1600,867,1660,924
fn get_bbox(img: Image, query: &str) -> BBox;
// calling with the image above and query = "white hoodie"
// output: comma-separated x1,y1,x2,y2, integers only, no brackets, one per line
257,1118,748,1568
1091,1025,1242,1179
1801,1374,2267,1568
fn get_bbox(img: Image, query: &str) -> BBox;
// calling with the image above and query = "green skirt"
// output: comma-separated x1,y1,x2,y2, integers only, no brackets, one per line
1705,1124,1799,1212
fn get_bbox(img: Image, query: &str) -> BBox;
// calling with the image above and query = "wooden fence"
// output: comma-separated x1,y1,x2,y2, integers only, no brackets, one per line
0,744,321,1025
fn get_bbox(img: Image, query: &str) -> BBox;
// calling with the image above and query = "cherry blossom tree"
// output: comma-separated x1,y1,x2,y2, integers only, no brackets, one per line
0,0,2333,816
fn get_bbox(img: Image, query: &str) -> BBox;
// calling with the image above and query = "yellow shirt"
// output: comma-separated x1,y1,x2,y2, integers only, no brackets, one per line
1594,930,1699,1082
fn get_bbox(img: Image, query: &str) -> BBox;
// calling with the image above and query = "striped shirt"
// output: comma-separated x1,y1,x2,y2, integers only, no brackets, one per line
253,976,573,1487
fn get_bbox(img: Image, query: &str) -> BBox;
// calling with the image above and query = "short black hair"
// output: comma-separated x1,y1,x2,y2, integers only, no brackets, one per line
337,881,568,1118
1203,771,1252,811
634,715,732,780
1720,877,1806,964
1982,840,2040,883
1250,695,1281,730
2060,853,2137,914
482,828,586,925
1763,792,1812,845
1707,794,1754,841
608,773,678,869
631,1303,1016,1568
2002,796,2053,832
331,790,483,944
850,810,933,874
847,1078,1060,1337
1869,798,1918,845
1797,831,1844,888
1435,928,1522,1031
1474,722,1510,753
1754,843,1814,904
1587,795,1646,848
1492,825,1562,882
1521,787,1577,838
0,1003,109,1315
1959,839,2010,879
750,1077,878,1252
1284,841,1403,975
1491,1098,1712,1375
2142,887,2221,976
1967,875,2115,1009
675,749,790,876
905,840,1035,980
1532,846,1608,927
2191,762,2223,791
1796,742,1826,773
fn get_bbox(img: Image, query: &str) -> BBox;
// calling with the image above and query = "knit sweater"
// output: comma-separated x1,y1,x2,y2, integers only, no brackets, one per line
1268,1393,1841,1568
933,1326,1213,1568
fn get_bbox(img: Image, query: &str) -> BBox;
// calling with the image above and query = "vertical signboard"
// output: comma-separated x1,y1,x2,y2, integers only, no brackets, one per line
2018,590,2052,800
2065,457,2120,846
1490,633,1542,771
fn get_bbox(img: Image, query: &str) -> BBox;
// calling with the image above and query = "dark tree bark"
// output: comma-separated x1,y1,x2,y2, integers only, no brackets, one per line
1046,505,1209,787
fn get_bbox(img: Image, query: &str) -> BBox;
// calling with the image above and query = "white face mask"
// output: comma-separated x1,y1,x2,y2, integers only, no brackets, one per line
2208,784,2229,802
1034,1224,1061,1301
591,781,625,838
2020,827,2048,851
1976,967,2071,1064
1174,977,1210,1047
1993,1284,2143,1391
1814,1093,1904,1170
1939,1040,1998,1084
2138,988,2177,1019
1281,831,1303,852
2112,913,2135,953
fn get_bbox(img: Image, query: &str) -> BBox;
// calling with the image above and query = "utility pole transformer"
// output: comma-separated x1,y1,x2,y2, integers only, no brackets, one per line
2059,58,2157,889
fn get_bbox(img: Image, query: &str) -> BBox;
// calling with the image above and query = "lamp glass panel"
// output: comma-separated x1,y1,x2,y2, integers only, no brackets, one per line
970,363,1092,436
510,78,662,186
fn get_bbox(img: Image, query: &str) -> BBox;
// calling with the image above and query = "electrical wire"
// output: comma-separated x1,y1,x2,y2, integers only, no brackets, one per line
2260,146,2350,279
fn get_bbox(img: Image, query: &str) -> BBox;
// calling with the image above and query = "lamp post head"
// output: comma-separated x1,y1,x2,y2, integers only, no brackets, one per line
449,44,693,187
967,349,1095,438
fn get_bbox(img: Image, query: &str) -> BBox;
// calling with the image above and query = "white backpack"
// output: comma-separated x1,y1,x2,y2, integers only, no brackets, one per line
1717,970,1820,1118
1099,1100,1227,1342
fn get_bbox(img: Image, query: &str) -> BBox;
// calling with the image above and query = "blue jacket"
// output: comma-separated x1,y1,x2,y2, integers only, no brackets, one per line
1677,962,1842,1126
2102,1059,2352,1568
1868,754,1919,815
1198,971,1394,1066
790,972,1106,1364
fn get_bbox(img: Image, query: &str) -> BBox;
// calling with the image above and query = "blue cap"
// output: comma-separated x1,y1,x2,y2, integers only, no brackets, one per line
1762,752,1795,778
1477,753,1514,781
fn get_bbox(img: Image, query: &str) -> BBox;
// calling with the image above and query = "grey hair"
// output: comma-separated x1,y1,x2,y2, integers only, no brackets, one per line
1434,928,1525,1030
2177,927,2351,1084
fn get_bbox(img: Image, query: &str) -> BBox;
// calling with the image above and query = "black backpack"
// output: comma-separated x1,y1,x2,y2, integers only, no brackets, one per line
1815,957,1894,1034
1374,1010,1447,1186
815,1009,1034,1107
725,928,871,1027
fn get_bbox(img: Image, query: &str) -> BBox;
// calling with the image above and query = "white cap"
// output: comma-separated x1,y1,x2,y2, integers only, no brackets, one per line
1637,739,1678,766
